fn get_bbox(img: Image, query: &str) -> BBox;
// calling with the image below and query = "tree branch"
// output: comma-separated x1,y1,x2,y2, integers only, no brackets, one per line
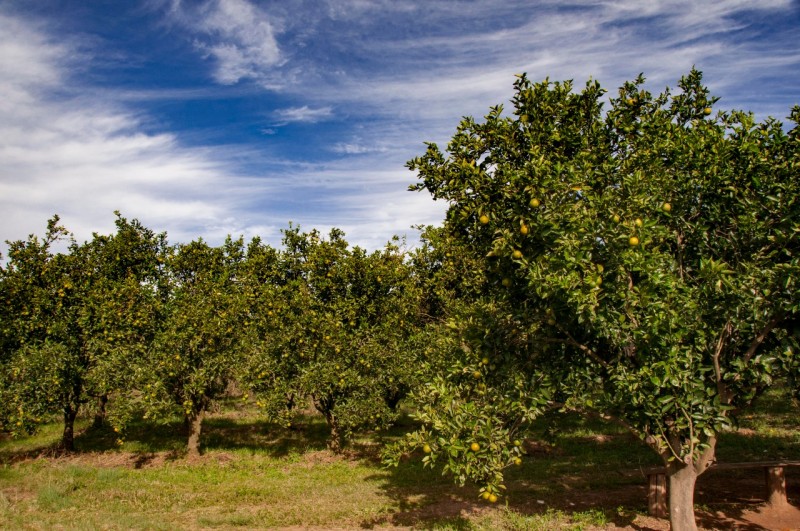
694,436,717,475
743,313,784,365
541,334,608,368
712,321,732,403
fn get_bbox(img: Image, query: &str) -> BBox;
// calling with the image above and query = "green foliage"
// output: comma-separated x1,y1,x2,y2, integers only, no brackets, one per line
385,299,552,499
0,213,168,449
133,237,249,454
404,69,800,506
245,226,424,451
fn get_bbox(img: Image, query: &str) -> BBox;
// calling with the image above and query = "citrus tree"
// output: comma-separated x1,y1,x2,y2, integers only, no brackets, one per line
136,237,249,457
0,217,75,445
247,227,423,452
386,226,552,501
74,213,168,429
401,70,799,530
0,214,166,450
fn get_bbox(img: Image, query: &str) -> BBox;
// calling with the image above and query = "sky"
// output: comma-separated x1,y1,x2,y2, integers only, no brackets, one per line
1,0,799,255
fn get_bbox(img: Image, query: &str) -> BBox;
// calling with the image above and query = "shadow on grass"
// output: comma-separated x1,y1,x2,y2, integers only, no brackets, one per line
75,414,334,458
358,404,800,530
2,389,798,529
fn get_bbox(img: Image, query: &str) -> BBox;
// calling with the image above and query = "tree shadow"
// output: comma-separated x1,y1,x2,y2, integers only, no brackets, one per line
354,410,800,530
2,400,798,529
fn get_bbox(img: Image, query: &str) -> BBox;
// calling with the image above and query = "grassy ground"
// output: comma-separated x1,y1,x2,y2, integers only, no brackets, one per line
1,388,798,530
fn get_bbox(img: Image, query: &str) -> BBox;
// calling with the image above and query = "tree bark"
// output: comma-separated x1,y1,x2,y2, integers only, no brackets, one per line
93,394,108,429
659,437,715,531
61,404,78,452
186,408,205,458
667,463,699,531
325,411,343,453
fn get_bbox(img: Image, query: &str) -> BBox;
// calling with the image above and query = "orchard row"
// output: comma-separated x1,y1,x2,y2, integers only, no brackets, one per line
0,216,475,456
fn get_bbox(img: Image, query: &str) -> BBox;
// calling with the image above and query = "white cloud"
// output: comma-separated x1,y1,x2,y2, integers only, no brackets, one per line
168,0,284,86
295,0,796,117
331,142,387,155
273,105,334,124
0,11,250,252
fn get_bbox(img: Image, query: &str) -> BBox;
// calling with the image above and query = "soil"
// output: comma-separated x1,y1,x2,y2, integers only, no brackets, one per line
501,466,800,530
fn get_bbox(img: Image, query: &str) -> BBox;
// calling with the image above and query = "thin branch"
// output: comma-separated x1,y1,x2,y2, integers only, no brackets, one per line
712,321,732,403
541,335,608,368
743,313,784,365
679,405,694,462
658,424,683,462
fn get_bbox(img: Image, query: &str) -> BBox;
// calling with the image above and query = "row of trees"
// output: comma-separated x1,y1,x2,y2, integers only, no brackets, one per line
0,215,444,457
1,69,798,530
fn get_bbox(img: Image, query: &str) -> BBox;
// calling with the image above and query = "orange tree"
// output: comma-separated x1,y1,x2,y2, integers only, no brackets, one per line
245,226,423,452
0,217,73,445
74,213,168,430
135,237,249,457
394,70,799,530
387,225,551,501
0,214,166,450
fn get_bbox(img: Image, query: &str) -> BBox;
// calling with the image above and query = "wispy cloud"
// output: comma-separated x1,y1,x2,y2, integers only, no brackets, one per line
331,142,388,155
272,105,334,125
0,11,249,250
2,0,798,256
166,0,284,86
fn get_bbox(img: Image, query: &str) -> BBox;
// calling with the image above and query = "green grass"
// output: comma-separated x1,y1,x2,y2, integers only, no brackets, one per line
1,388,798,530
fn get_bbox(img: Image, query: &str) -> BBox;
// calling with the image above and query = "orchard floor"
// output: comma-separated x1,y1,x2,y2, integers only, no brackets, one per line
2,447,799,530
2,390,798,530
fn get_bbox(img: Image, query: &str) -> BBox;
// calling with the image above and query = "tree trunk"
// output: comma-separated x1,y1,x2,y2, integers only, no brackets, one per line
186,408,205,458
664,439,716,531
61,405,78,452
667,463,699,531
93,394,108,429
325,411,343,453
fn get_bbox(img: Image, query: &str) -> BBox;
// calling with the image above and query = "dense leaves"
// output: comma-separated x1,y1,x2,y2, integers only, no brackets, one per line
403,69,799,529
246,227,425,451
0,214,167,450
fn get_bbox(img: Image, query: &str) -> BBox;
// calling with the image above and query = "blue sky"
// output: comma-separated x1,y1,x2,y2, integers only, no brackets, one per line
1,0,799,254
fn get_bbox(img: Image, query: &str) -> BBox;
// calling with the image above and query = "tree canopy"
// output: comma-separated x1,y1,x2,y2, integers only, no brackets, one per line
395,69,800,531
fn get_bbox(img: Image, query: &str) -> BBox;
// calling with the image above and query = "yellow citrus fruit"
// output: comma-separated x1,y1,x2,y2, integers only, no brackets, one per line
629,236,640,246
470,442,480,452
530,198,540,208
662,202,672,212
479,214,490,224
520,224,529,235
634,218,643,227
488,493,498,503
423,444,432,454
512,250,523,259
